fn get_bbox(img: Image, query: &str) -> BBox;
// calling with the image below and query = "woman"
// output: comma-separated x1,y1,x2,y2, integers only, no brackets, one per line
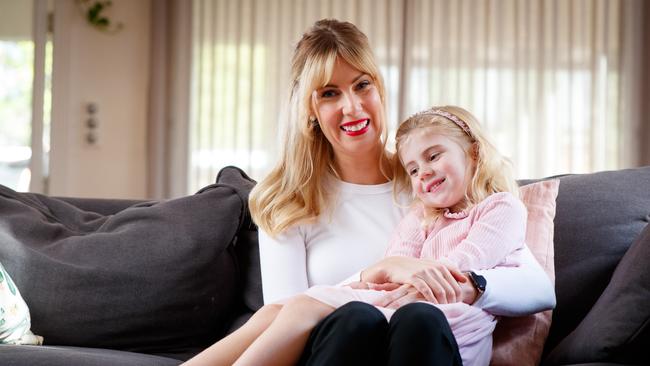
186,18,554,366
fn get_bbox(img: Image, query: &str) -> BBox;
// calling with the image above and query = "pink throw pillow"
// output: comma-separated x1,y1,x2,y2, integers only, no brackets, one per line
490,179,560,366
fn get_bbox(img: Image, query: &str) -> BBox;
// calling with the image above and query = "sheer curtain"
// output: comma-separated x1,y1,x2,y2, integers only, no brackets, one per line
188,0,403,192
186,0,647,193
402,0,631,178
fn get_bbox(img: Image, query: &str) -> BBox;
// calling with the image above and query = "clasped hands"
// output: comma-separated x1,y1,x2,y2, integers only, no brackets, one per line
346,256,478,309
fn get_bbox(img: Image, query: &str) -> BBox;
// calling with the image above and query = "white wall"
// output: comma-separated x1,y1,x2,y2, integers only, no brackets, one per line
49,0,151,199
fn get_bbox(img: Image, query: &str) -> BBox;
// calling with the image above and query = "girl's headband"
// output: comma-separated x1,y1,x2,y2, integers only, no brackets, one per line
410,108,473,139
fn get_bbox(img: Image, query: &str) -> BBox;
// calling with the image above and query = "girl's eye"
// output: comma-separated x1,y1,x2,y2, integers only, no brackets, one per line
429,153,439,161
409,168,418,176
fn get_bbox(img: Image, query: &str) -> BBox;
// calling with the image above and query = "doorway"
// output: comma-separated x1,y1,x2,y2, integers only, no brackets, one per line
0,0,52,193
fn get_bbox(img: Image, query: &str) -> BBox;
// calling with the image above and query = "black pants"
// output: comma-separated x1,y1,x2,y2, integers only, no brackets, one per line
297,301,463,366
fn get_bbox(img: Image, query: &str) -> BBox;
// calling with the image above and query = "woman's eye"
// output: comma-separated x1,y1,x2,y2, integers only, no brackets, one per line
320,89,338,98
409,168,418,176
356,80,371,91
429,153,439,161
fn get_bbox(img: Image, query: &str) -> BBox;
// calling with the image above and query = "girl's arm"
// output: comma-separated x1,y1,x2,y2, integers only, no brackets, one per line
383,208,426,258
259,228,309,304
450,193,556,314
444,192,527,271
380,208,466,303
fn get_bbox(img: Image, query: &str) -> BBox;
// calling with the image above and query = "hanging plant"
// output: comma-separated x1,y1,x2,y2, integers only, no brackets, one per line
77,0,124,33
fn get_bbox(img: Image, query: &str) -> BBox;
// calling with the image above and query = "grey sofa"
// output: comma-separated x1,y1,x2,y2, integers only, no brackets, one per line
0,166,648,365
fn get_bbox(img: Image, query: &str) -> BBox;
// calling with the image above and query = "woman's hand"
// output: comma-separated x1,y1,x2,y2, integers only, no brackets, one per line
361,256,467,304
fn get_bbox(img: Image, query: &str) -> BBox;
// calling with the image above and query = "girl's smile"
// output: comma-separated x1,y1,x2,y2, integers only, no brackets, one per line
424,177,445,193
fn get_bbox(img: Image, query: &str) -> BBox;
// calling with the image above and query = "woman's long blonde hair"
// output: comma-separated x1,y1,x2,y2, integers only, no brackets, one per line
393,105,519,217
249,19,390,236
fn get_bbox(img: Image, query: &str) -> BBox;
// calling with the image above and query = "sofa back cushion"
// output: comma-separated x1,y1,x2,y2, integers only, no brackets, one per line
542,166,650,356
0,169,254,356
215,166,262,314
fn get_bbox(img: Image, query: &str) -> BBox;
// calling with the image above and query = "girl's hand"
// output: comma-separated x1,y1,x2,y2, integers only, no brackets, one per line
362,256,466,304
344,281,402,291
344,281,370,289
367,282,402,291
373,284,426,308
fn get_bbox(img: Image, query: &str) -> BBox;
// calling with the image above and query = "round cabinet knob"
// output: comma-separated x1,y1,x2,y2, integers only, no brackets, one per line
86,132,97,144
87,103,98,114
86,118,98,129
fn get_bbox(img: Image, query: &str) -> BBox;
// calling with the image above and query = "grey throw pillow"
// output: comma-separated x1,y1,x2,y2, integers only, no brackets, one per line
543,166,650,353
0,172,251,355
545,223,650,364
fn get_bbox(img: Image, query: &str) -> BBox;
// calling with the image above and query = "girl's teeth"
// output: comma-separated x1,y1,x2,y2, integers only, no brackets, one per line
427,179,444,192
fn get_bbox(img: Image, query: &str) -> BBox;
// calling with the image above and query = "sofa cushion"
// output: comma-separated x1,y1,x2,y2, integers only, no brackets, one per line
0,173,251,355
491,179,559,366
542,166,650,354
544,222,650,365
0,345,181,366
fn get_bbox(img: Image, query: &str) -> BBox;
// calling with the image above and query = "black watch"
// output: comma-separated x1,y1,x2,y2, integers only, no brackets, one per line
467,271,486,298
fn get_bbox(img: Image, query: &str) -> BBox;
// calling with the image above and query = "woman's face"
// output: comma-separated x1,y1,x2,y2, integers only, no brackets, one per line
312,58,384,160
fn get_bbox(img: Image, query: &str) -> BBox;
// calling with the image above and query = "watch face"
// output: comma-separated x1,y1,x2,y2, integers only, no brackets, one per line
470,272,486,292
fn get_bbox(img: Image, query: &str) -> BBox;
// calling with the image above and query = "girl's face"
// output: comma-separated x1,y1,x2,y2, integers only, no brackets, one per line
399,127,475,212
312,58,384,160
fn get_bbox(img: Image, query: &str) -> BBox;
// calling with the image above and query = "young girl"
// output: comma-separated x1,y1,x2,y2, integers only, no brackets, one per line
183,105,527,366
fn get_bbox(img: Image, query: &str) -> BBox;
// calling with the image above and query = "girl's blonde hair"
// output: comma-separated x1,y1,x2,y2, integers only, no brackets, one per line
250,19,390,236
393,105,519,217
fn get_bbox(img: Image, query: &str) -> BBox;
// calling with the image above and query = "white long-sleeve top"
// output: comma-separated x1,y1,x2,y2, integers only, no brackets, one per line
259,178,556,316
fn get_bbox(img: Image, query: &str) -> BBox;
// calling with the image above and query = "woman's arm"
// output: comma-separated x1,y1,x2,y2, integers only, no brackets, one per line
366,246,556,315
474,246,556,316
259,228,309,304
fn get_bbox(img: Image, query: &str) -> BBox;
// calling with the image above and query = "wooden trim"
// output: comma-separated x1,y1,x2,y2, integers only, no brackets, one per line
48,0,72,196
29,0,47,193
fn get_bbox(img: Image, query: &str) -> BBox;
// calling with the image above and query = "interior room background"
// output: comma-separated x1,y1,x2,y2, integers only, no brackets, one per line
1,0,648,199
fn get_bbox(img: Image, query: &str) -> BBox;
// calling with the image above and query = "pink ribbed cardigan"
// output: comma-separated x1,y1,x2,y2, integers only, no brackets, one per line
385,191,527,271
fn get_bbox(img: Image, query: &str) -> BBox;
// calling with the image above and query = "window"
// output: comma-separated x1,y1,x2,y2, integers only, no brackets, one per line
0,0,52,192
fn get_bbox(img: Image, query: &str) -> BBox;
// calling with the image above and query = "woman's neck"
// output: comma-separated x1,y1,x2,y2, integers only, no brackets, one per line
333,148,391,185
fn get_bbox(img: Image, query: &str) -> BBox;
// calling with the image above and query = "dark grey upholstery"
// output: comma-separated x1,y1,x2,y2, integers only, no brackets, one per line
0,166,256,364
0,345,181,366
0,166,648,365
